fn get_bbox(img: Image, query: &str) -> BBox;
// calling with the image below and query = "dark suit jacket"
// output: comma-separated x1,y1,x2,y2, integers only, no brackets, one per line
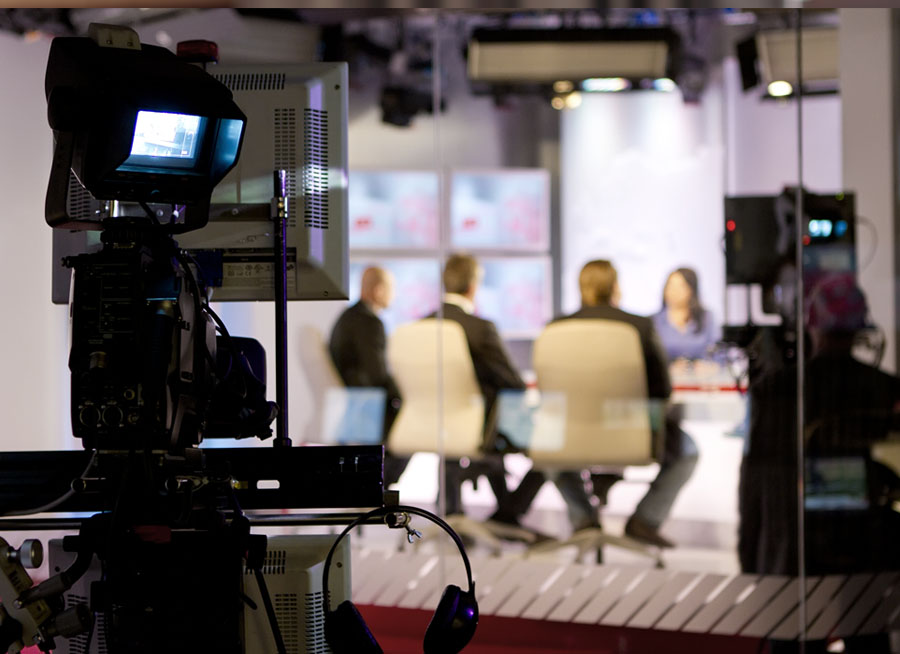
555,305,672,400
739,354,900,576
428,303,525,414
328,301,401,436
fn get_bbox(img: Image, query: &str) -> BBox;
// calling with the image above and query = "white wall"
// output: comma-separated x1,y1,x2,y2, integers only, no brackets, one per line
723,58,842,196
560,75,726,321
0,32,73,451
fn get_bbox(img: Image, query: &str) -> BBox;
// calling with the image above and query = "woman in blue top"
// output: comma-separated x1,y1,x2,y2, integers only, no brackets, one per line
652,267,719,361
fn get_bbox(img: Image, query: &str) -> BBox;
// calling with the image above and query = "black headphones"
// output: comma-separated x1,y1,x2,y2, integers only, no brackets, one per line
322,505,479,654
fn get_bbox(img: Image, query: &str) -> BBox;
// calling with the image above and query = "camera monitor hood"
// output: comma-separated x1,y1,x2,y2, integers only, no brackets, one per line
44,26,246,233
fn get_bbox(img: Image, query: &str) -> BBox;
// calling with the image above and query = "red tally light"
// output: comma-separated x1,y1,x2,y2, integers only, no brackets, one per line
726,219,737,232
176,40,219,64
803,235,812,246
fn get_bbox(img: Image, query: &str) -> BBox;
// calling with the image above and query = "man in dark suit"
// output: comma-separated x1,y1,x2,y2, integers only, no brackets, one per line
494,260,697,548
329,266,406,485
429,253,526,516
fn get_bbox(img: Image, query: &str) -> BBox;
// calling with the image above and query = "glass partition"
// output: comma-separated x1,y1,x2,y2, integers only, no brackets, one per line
17,7,900,653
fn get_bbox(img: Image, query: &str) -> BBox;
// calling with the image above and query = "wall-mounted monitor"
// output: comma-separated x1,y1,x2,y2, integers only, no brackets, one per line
52,62,350,304
450,168,550,251
476,256,553,339
348,170,439,249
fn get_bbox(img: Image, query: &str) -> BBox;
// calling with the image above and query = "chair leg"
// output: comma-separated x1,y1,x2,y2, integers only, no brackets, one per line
444,515,505,555
527,527,664,567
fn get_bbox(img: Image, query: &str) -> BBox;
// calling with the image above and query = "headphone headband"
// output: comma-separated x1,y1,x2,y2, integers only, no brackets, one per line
322,504,475,614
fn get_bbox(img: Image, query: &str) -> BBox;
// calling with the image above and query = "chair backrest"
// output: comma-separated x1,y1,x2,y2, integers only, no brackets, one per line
386,319,485,458
296,324,344,444
530,319,654,467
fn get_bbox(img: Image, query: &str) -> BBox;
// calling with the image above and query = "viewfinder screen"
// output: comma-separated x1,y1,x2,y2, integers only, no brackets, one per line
130,111,201,159
120,111,206,172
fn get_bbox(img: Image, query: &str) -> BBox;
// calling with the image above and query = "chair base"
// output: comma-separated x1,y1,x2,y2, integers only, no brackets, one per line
527,526,664,568
434,515,548,555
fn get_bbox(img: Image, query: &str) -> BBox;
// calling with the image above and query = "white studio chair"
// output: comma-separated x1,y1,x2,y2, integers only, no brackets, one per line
387,319,534,552
296,324,384,447
527,319,664,565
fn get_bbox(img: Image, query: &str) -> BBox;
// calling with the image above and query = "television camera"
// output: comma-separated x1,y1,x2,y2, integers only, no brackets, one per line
0,24,384,654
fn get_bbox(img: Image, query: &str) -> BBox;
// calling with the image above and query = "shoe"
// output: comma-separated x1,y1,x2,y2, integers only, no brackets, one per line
624,518,675,549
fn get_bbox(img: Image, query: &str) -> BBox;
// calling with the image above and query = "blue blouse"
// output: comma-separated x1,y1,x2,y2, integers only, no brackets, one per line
651,309,720,361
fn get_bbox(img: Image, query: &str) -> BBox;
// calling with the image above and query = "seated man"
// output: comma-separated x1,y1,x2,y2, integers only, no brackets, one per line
494,259,698,548
428,253,526,516
329,266,406,486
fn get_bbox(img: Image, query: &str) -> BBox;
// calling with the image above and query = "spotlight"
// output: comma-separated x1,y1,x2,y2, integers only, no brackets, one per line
581,77,630,93
653,77,676,92
565,92,582,109
767,80,793,97
553,80,574,93
551,96,566,110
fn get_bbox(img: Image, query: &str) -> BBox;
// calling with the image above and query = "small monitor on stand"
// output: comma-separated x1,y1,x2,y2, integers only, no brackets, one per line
52,62,350,304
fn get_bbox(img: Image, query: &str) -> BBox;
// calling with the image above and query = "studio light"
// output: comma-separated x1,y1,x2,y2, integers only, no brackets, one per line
767,80,793,97
653,77,676,92
582,77,631,92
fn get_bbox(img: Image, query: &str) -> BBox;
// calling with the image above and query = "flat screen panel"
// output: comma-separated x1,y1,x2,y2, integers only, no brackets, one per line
476,256,553,339
348,170,439,248
450,169,550,251
180,62,349,301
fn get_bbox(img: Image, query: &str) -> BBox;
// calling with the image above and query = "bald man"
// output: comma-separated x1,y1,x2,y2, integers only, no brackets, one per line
329,267,405,483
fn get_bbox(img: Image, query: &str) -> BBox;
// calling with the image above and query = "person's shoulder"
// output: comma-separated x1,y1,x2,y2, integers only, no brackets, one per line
469,312,500,335
336,302,382,330
609,306,654,332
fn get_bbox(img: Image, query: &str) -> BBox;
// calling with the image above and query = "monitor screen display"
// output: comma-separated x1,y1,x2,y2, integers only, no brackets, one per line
120,111,205,171
450,169,550,251
476,256,553,338
349,171,439,248
349,258,442,334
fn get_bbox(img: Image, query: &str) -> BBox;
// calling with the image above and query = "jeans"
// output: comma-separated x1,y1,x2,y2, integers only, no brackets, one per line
493,413,698,532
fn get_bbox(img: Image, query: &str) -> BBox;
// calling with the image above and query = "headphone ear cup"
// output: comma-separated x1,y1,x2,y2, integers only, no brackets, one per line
423,584,479,654
325,600,384,654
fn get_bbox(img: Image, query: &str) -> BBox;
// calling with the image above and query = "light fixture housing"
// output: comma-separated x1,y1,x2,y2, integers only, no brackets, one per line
468,27,680,84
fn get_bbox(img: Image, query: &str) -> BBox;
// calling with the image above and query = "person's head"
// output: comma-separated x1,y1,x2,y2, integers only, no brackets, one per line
805,274,869,356
579,259,620,307
662,268,699,309
359,266,394,312
443,253,482,301
662,267,704,329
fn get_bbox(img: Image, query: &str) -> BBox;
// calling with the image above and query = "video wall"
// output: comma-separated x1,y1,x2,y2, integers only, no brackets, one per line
348,168,552,338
